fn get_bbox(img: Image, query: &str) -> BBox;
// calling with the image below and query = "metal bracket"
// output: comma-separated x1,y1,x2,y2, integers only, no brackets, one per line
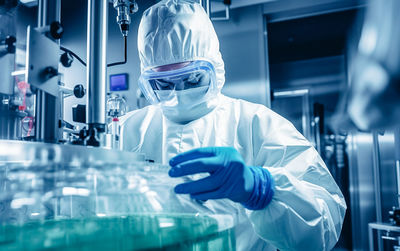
199,0,231,21
25,25,59,97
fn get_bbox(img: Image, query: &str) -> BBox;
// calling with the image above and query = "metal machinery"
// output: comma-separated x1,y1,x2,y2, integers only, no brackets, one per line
344,0,400,250
266,0,400,250
0,1,236,250
0,3,23,140
3,0,139,146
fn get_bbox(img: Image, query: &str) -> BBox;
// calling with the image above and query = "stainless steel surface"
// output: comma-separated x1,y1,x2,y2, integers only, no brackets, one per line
59,85,74,97
63,127,79,134
372,132,383,251
38,0,61,28
396,129,400,161
270,56,346,92
372,132,382,223
347,133,376,251
396,160,400,207
37,0,47,27
272,89,311,141
34,0,62,143
378,132,397,224
345,13,399,246
215,4,270,106
202,0,230,21
348,131,398,251
314,117,321,154
0,53,14,95
262,0,365,23
0,10,19,140
34,89,44,139
0,97,23,140
25,26,59,97
211,0,275,12
263,16,271,108
396,129,400,207
369,223,400,251
369,223,400,232
113,0,138,37
0,10,16,96
211,5,230,21
34,90,61,142
86,0,108,126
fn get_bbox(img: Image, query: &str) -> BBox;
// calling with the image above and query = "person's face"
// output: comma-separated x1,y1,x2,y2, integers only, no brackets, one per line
150,62,211,91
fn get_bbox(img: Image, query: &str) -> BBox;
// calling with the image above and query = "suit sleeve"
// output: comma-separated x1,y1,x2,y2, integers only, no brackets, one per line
246,107,346,251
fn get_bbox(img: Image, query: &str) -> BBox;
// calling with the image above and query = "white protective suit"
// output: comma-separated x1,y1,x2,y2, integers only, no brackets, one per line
120,0,346,250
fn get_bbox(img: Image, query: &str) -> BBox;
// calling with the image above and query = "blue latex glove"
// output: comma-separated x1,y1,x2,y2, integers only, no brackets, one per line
168,147,274,210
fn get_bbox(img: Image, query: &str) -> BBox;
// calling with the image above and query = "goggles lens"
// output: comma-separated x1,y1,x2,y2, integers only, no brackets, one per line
149,70,211,91
139,60,217,105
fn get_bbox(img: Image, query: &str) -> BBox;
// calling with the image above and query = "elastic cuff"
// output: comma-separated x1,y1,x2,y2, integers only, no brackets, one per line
241,166,274,210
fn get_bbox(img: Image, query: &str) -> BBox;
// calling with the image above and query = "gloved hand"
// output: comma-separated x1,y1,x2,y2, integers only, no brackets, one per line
169,147,274,210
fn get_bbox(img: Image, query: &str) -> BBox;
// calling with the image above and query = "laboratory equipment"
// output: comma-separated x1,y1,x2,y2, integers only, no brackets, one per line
338,0,400,249
199,0,231,21
106,94,127,149
0,140,236,250
0,6,24,140
0,11,15,95
369,223,400,251
26,25,60,97
113,0,138,37
0,0,137,145
110,73,129,91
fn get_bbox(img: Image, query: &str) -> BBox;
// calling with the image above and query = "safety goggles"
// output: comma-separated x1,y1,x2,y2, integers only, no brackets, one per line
138,60,217,105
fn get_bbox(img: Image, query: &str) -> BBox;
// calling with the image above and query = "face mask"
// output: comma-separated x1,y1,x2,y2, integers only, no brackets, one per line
154,85,208,106
154,86,218,124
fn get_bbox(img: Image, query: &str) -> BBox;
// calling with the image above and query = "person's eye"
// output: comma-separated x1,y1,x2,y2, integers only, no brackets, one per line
191,73,210,86
155,79,173,90
186,79,199,86
186,73,202,85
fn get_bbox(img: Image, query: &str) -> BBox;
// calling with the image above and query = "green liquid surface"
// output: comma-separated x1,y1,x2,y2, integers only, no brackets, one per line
0,214,235,251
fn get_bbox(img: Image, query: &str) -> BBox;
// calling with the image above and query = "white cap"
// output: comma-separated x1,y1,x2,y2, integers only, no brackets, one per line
138,0,225,90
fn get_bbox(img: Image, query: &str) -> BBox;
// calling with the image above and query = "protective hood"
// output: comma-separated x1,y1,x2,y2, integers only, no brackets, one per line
137,0,225,90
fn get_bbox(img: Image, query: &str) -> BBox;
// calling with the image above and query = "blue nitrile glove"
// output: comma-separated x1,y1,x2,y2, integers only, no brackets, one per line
168,147,274,210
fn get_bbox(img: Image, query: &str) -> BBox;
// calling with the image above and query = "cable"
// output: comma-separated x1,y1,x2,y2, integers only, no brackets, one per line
60,36,128,68
60,46,87,66
107,36,128,67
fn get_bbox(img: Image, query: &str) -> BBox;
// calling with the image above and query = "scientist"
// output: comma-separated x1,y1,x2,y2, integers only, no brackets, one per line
120,0,346,250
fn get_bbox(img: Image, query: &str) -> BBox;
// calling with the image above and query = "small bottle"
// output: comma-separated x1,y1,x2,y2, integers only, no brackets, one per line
106,94,127,150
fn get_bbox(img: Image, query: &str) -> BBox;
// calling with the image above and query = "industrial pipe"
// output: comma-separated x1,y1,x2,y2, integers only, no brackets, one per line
86,0,108,130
